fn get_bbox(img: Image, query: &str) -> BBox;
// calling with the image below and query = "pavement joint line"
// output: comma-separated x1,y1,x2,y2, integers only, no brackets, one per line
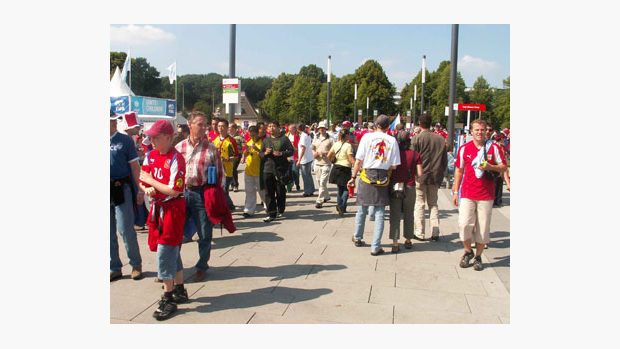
367,285,372,303
219,247,234,257
309,235,317,244
374,260,378,271
246,312,256,324
294,252,304,264
392,305,395,324
394,273,397,288
464,292,474,314
129,298,160,322
320,245,328,255
304,266,315,279
281,302,292,316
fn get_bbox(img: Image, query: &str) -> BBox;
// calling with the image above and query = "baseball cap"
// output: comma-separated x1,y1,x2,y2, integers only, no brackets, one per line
341,121,352,128
318,121,328,129
145,120,174,137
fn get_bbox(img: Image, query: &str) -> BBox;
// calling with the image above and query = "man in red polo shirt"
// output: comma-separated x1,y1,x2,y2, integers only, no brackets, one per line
452,119,506,271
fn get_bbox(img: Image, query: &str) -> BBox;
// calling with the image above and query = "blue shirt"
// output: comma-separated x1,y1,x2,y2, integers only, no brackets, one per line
110,132,139,180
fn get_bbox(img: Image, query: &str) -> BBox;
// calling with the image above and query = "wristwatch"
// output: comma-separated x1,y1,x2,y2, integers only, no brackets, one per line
452,190,458,195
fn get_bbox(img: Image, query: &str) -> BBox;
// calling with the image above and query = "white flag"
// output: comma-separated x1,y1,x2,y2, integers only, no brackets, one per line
120,49,130,81
167,62,177,84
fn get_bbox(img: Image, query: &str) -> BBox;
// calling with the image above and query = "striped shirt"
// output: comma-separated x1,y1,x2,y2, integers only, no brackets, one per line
175,137,224,187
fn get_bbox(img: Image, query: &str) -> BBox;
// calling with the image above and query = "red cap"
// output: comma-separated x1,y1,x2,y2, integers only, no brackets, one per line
503,128,510,135
342,121,352,128
145,120,174,137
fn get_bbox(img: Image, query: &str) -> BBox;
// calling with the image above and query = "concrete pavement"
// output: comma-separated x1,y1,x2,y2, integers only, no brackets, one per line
110,166,510,324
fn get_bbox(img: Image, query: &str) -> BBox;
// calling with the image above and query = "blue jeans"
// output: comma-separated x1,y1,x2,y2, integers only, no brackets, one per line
183,217,197,240
185,188,214,272
287,160,300,191
353,205,386,252
110,183,142,272
300,161,315,195
337,185,349,211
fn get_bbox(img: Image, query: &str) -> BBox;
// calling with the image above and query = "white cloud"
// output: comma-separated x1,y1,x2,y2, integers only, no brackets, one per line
110,25,175,46
459,55,500,85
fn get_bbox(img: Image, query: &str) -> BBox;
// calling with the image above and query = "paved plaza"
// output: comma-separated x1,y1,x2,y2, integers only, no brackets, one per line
110,167,510,324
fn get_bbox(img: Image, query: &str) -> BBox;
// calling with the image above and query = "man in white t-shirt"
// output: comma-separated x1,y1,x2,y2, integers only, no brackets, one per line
348,115,401,255
296,123,315,197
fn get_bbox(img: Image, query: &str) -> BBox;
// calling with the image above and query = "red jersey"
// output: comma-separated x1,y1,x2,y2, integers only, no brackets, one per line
435,130,448,139
208,130,219,142
455,141,506,201
141,148,186,202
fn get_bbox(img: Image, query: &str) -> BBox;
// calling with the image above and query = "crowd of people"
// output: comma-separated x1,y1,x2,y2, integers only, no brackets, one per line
110,109,511,321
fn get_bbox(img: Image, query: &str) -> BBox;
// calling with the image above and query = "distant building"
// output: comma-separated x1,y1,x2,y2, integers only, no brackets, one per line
233,91,260,129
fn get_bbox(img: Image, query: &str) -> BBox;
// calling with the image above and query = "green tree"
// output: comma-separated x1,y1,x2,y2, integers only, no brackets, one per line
288,74,322,124
427,61,467,126
468,76,495,127
318,74,355,124
354,60,396,120
492,76,510,128
262,73,295,122
110,52,126,78
241,76,274,106
298,64,326,82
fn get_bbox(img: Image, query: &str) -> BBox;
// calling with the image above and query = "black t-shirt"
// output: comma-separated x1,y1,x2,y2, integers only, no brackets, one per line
260,135,294,174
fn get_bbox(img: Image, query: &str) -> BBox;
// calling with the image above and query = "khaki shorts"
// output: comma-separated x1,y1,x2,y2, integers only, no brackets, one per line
458,198,493,244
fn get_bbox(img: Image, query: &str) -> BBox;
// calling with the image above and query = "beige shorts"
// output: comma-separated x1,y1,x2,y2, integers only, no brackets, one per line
458,198,493,244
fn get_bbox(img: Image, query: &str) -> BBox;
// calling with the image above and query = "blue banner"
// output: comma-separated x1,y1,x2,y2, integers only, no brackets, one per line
128,96,175,117
110,96,129,115
166,100,176,117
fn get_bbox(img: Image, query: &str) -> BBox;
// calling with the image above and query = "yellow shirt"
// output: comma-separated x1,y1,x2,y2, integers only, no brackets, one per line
213,135,236,177
244,138,262,177
330,141,353,167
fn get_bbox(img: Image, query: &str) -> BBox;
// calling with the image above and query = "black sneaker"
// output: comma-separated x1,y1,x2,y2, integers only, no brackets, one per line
315,203,323,209
430,236,440,242
352,237,365,247
172,286,189,304
324,198,330,203
263,216,274,223
242,213,252,218
153,297,177,321
473,256,484,271
459,250,475,268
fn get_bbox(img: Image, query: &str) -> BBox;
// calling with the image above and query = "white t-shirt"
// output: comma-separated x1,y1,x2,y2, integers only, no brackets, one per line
298,132,315,164
355,131,401,170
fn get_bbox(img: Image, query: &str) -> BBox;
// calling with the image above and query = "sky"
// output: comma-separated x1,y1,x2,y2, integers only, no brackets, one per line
110,24,509,91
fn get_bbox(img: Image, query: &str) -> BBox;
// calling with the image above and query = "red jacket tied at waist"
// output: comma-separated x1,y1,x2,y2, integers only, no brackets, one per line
202,185,236,234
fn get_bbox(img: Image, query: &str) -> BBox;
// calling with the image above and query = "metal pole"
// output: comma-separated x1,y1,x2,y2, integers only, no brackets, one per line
447,25,459,148
228,24,236,123
326,55,331,127
420,55,426,116
182,83,185,112
354,83,357,124
366,96,369,123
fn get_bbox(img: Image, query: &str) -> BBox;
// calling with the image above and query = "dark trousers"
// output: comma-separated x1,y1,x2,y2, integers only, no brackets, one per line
494,176,504,205
232,157,241,188
264,172,286,218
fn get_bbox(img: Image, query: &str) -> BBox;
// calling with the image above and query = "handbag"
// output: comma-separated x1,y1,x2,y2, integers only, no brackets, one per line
328,143,345,184
483,140,501,181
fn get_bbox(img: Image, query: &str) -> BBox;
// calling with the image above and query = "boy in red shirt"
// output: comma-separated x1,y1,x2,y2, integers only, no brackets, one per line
139,120,188,321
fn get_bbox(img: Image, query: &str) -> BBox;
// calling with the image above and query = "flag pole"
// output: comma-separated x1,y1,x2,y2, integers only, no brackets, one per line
175,61,178,116
128,47,131,89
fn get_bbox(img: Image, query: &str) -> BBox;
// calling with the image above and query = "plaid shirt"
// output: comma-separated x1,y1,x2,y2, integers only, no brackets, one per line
175,136,224,187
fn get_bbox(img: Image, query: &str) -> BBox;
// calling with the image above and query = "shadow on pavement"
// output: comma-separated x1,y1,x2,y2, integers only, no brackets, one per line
211,231,284,250
183,287,333,314
208,263,347,281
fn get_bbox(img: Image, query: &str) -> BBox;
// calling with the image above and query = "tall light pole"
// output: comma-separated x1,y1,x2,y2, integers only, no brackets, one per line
366,96,370,123
413,84,417,126
420,55,426,116
228,24,236,123
354,83,358,124
447,25,459,150
326,55,331,127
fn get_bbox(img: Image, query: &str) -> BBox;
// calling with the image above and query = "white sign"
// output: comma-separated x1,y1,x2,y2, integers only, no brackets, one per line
222,78,240,104
358,109,362,116
373,110,378,116
444,106,450,116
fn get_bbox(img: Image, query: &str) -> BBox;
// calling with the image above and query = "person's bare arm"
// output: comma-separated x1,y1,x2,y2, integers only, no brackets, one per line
139,171,182,197
451,167,463,207
130,160,144,205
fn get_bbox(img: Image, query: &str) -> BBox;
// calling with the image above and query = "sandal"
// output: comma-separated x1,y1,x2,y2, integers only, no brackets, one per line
404,240,412,249
391,244,399,253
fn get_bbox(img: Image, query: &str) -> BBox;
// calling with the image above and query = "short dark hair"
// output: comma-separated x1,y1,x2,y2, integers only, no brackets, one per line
248,125,258,133
188,111,207,124
178,124,190,134
269,120,280,127
218,119,229,127
396,130,411,149
419,113,432,128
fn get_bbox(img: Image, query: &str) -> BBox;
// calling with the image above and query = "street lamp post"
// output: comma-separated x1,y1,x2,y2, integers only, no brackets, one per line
421,55,426,116
326,55,331,127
